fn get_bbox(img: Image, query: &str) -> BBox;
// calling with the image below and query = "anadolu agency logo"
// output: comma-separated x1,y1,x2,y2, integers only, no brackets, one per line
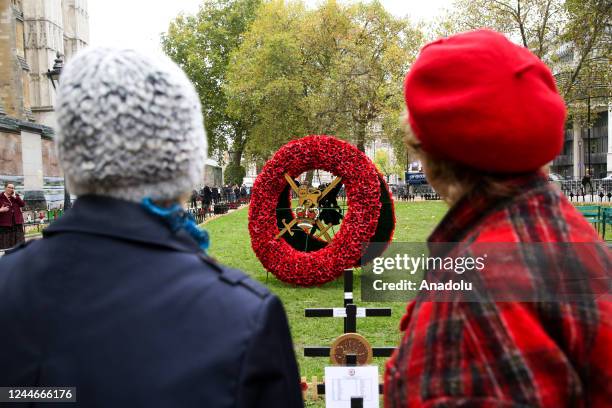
369,253,486,293
361,242,611,303
361,244,490,302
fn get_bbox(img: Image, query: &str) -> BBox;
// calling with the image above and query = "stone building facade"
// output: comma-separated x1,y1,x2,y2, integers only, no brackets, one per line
552,106,611,180
550,37,611,180
0,0,88,208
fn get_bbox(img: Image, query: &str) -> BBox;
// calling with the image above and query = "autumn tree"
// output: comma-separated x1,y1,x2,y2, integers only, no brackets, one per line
557,0,611,127
438,0,611,121
446,0,566,58
299,0,354,137
161,0,261,168
225,0,423,168
224,0,309,162
374,149,402,182
165,0,423,177
316,1,422,152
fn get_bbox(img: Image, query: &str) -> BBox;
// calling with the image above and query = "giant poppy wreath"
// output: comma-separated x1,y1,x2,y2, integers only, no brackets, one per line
248,135,395,286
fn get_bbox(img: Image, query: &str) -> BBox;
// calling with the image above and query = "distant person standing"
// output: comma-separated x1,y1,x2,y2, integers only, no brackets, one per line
582,170,593,195
240,184,247,201
202,185,212,211
0,183,25,249
190,189,199,209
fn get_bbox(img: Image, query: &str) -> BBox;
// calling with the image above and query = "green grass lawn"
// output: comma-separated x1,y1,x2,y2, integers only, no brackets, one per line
204,201,448,403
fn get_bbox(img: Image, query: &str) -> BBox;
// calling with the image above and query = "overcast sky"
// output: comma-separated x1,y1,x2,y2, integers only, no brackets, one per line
88,0,454,55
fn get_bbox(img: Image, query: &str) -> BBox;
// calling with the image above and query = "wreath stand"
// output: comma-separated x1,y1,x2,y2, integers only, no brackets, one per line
303,269,394,406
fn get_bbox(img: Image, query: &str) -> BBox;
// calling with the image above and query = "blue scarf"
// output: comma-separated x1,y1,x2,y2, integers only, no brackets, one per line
141,197,210,253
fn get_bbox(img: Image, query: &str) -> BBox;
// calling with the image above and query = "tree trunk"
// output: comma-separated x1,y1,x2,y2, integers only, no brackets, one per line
355,122,366,152
230,129,247,167
231,149,243,167
516,0,528,48
304,170,315,186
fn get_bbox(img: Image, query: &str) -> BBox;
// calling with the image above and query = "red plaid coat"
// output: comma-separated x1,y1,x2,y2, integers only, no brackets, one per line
385,173,612,407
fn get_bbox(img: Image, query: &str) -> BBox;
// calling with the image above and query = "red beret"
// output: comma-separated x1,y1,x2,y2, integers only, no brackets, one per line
404,29,567,173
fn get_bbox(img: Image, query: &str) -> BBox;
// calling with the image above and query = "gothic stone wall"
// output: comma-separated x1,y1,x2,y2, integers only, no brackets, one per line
41,137,60,177
0,0,27,119
0,130,23,176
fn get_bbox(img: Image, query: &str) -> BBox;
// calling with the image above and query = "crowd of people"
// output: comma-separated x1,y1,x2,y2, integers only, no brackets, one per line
190,184,251,211
0,29,610,408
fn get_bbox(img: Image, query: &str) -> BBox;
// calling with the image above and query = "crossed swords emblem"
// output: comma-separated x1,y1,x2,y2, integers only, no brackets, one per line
275,174,343,242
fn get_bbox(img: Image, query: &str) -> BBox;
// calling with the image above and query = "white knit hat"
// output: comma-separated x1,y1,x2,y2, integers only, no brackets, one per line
55,47,207,203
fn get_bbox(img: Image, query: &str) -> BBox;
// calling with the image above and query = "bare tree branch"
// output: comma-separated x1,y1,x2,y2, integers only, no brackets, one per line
536,0,554,57
516,0,529,47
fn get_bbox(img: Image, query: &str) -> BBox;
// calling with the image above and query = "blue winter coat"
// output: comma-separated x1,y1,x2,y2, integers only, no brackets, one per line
0,195,303,408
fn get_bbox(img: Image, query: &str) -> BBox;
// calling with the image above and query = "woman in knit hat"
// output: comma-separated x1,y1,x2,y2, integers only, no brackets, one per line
0,48,303,408
385,30,611,407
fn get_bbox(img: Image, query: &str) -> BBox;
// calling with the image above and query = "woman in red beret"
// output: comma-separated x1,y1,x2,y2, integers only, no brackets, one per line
0,182,25,250
385,29,612,407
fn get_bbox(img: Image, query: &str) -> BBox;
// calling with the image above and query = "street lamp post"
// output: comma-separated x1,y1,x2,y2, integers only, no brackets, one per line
227,149,236,186
587,94,591,179
47,53,63,90
46,53,71,211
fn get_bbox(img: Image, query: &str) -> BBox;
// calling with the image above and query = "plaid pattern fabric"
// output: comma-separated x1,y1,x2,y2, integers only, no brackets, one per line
385,173,612,407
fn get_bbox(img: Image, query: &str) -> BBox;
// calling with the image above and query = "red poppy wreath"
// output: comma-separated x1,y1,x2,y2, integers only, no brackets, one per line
248,135,395,286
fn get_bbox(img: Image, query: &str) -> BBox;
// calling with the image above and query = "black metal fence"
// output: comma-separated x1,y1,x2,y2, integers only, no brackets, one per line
393,179,612,203
395,185,441,201
188,192,251,223
556,180,612,203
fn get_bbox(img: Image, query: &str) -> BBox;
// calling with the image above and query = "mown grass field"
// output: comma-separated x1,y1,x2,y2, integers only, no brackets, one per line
204,201,448,404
